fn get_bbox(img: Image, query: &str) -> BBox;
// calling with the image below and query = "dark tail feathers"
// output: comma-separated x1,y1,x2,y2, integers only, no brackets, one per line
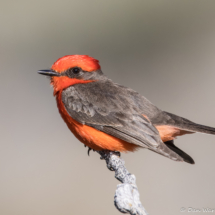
165,112,215,135
164,140,195,164
182,122,215,135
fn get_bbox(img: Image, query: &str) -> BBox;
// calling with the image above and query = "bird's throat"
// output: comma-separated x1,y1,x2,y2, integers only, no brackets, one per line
51,77,95,95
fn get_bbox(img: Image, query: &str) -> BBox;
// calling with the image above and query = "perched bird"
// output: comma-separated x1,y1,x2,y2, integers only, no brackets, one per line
38,55,215,164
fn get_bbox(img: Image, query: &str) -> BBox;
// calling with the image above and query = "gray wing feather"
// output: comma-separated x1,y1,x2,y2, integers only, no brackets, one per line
61,81,161,148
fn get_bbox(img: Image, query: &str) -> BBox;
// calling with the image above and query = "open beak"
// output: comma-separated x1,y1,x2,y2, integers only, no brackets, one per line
37,70,60,77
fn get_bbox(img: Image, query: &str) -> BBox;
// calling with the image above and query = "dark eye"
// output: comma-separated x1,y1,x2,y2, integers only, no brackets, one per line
73,68,80,74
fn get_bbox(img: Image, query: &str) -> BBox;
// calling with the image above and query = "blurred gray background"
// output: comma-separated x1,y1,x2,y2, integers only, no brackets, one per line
1,0,215,214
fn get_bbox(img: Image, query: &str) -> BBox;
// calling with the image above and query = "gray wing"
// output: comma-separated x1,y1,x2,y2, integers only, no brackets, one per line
61,80,162,149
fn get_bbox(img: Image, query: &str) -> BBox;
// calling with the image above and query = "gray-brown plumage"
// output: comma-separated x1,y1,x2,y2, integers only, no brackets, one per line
38,55,215,164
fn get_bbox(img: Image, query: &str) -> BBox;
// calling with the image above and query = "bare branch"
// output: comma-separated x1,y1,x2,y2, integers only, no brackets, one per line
97,151,148,215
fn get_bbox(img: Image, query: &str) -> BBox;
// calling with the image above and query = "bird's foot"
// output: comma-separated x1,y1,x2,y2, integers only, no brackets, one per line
113,151,121,157
88,147,92,156
84,145,95,156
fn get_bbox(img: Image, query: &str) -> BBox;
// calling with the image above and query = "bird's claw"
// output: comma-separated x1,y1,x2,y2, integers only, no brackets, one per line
113,151,121,157
88,147,92,156
86,147,95,156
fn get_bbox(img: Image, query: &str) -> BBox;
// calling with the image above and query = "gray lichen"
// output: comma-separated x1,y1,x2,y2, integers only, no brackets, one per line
97,151,148,215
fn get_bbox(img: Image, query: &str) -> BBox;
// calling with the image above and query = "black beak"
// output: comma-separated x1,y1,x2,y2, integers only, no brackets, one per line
37,70,60,77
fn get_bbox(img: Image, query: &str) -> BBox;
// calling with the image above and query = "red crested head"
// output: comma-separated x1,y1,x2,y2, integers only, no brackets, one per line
38,55,101,95
51,55,100,73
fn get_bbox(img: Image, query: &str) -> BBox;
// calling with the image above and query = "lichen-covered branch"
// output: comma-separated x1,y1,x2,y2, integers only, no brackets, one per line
97,151,148,215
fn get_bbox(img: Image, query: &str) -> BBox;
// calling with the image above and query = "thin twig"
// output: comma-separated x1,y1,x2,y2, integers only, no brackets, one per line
97,151,148,215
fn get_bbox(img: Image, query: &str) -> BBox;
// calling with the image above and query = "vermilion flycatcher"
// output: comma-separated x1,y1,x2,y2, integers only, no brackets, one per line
38,55,215,164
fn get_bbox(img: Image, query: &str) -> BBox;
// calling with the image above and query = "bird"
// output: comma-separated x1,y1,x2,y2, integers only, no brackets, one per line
38,55,215,164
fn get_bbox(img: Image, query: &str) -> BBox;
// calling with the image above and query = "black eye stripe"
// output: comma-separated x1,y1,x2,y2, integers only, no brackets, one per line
63,67,82,77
